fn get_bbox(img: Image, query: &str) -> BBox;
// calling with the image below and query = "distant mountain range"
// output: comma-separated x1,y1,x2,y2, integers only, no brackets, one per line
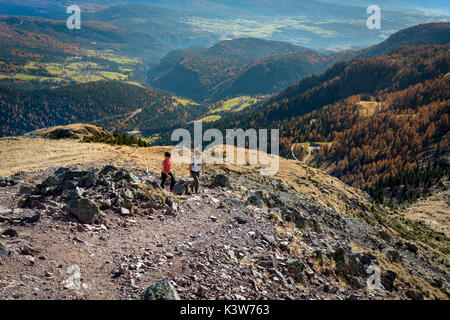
149,23,450,101
148,38,314,100
1,0,448,55
1,22,449,143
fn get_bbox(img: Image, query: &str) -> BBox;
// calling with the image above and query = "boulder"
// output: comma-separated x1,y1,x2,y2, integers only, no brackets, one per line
125,173,141,184
333,248,364,277
385,249,402,263
120,207,131,216
405,241,418,254
213,174,231,189
173,184,189,195
2,229,19,237
114,171,126,182
381,270,397,291
220,198,245,210
246,192,265,207
121,189,134,200
81,170,98,188
61,169,85,181
287,258,305,283
234,216,247,224
18,183,33,195
262,234,275,245
141,279,180,300
122,199,134,214
404,289,424,300
55,167,70,175
354,252,377,266
0,241,16,258
41,176,60,188
99,199,112,210
61,179,77,191
67,198,100,224
99,165,118,176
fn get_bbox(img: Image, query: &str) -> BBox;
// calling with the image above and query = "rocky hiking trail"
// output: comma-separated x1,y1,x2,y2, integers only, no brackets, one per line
0,161,448,300
0,164,293,300
0,135,449,300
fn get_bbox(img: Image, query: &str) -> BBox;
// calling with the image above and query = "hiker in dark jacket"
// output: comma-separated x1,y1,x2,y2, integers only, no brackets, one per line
161,152,176,192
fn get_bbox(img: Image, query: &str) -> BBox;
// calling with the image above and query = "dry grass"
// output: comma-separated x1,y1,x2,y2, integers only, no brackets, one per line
357,101,383,117
401,186,450,238
0,135,371,216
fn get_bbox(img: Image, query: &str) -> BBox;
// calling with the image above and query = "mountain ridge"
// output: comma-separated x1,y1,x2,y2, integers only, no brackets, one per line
149,23,450,101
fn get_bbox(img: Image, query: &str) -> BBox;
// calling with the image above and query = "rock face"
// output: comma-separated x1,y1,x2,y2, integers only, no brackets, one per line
141,279,180,300
67,198,100,224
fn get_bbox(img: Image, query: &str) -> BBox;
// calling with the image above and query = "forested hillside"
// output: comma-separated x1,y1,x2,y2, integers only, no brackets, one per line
209,51,329,100
148,38,315,100
205,44,449,187
0,81,206,137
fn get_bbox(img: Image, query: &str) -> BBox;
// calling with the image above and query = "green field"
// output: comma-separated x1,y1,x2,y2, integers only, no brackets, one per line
126,81,144,88
0,55,139,87
211,96,259,114
197,115,222,122
142,134,161,145
99,71,128,81
174,97,200,106
85,49,139,65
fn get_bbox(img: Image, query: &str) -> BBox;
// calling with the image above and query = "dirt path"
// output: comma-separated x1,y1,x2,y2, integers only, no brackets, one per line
90,108,142,129
1,137,449,300
303,147,313,164
122,108,142,125
0,166,287,300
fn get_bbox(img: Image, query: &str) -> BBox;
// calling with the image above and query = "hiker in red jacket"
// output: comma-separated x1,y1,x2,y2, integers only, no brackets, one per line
161,152,176,192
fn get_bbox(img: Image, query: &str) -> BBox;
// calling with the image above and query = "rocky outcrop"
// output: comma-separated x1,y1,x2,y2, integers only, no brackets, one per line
213,174,231,189
67,198,100,224
0,241,16,258
16,165,178,225
141,279,180,300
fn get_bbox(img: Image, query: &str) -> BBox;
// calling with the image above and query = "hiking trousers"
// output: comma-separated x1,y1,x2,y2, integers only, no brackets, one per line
191,171,200,192
161,172,176,191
